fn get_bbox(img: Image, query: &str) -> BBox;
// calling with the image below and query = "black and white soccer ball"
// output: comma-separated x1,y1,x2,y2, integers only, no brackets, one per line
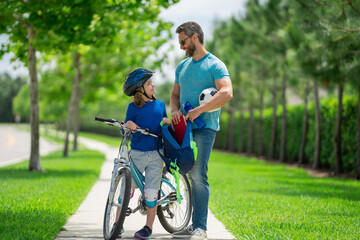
199,87,220,112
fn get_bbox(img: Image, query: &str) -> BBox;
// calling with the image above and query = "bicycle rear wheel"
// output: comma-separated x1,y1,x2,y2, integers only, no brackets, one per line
103,167,131,240
157,169,192,233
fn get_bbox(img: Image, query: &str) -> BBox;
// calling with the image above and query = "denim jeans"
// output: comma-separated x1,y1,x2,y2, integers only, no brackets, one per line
188,128,216,231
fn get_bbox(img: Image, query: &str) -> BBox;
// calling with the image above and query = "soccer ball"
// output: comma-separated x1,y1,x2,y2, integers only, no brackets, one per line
199,87,220,112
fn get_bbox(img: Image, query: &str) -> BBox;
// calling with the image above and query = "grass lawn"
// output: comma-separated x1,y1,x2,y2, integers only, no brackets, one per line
0,149,105,240
208,151,360,240
80,132,121,147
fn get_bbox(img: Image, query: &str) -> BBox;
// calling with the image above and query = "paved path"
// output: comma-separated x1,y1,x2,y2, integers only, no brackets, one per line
57,137,235,240
0,125,61,167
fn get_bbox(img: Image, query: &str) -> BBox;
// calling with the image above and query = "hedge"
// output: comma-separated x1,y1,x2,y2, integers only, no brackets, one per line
216,95,358,174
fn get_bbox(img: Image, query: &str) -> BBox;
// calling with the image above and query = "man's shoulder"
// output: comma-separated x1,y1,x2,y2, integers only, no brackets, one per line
206,52,223,64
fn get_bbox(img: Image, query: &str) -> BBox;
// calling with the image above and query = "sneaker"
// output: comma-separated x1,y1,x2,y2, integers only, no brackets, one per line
118,228,124,238
172,225,194,238
134,225,152,240
190,228,207,240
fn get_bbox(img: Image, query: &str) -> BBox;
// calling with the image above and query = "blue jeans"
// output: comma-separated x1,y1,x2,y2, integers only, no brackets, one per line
188,128,216,231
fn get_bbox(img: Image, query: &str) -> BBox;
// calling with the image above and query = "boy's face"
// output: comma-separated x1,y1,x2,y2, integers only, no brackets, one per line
143,78,155,97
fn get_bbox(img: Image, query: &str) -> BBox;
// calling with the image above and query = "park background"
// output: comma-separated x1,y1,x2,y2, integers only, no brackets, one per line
1,1,360,239
1,0,359,177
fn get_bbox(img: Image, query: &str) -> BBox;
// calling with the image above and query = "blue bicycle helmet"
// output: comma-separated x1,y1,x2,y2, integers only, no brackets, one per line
123,68,154,96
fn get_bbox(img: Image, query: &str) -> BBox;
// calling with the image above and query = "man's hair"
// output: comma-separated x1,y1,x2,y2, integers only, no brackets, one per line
176,21,204,44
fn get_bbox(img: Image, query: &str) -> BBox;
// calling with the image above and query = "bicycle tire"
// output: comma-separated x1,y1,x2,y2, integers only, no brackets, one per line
157,170,192,233
103,168,131,240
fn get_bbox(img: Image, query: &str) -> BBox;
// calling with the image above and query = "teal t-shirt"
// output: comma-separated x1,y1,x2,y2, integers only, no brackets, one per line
175,52,230,131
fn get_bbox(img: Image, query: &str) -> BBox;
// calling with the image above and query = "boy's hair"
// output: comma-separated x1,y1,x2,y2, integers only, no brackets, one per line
176,21,204,44
133,87,145,108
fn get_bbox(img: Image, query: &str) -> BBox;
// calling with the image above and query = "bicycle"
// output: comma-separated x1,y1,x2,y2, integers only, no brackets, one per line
95,117,192,240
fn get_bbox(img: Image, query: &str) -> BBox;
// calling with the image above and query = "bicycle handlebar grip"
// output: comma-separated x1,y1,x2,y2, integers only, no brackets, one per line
95,116,117,123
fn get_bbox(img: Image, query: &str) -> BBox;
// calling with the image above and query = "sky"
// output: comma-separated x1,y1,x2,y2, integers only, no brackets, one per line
0,0,248,81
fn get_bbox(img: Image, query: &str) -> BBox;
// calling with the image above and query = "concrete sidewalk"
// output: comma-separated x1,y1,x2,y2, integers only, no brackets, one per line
56,137,235,240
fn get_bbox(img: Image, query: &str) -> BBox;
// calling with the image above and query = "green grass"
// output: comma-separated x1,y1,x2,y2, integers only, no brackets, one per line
80,132,121,147
0,149,105,240
208,151,360,240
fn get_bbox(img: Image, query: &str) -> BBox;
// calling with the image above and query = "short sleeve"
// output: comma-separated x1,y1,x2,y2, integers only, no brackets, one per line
175,64,180,83
125,103,136,123
212,60,230,81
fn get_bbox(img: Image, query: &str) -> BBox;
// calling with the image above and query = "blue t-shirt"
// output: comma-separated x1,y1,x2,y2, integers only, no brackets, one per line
125,100,167,151
175,52,230,131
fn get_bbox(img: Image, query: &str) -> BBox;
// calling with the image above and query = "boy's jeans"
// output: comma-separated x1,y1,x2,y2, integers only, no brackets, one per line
188,128,216,231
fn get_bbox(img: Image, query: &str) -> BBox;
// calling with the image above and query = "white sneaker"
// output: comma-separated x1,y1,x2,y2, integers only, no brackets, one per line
172,225,194,238
190,228,208,240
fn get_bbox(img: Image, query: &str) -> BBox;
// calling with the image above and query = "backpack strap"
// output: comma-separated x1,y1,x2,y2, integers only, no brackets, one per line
156,136,172,167
182,120,198,160
181,120,193,148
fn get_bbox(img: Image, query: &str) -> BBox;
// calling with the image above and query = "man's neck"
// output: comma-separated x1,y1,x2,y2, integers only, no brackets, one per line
192,45,208,61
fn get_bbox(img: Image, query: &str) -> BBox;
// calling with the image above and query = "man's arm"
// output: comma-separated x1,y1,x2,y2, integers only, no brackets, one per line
170,83,182,124
185,77,233,122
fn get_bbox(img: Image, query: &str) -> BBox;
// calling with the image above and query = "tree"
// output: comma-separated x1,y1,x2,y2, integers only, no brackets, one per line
292,0,360,174
58,6,176,157
0,73,26,122
0,0,178,170
0,1,108,171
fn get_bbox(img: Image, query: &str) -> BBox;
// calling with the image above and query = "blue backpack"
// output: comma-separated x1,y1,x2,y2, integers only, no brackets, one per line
157,120,197,175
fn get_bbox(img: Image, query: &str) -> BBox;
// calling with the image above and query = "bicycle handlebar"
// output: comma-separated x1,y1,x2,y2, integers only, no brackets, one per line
95,116,158,137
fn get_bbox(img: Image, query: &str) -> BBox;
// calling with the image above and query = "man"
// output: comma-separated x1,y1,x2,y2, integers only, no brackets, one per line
170,21,233,239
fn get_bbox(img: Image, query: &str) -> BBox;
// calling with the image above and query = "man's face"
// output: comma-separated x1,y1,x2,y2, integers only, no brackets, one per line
178,32,196,57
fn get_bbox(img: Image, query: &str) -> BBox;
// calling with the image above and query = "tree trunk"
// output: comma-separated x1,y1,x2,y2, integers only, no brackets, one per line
63,52,82,157
72,53,83,152
356,89,360,180
247,104,254,154
73,98,80,151
298,80,310,165
27,24,42,172
280,74,287,162
312,81,322,170
270,74,278,159
258,89,264,156
238,111,245,153
334,84,344,174
227,109,235,152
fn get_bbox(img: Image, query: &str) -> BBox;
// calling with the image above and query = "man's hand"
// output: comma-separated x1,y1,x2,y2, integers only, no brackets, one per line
171,110,183,124
185,107,202,123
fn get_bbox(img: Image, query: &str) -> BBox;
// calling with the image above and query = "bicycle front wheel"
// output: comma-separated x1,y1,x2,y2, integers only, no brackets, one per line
103,167,131,240
157,170,192,233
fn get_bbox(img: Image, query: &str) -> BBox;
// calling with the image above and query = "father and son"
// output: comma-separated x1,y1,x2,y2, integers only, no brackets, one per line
122,21,233,240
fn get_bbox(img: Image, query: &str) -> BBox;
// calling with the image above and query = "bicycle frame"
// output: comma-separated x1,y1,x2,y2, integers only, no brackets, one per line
96,116,192,237
107,125,181,215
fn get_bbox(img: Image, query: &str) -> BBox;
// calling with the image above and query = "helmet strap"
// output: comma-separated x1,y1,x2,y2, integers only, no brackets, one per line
135,86,156,101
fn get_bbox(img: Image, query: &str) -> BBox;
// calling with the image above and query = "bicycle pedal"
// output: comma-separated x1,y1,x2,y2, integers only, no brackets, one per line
168,192,177,201
126,207,132,216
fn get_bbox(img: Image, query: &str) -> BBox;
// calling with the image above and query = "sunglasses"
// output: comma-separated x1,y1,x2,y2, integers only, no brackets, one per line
179,33,194,46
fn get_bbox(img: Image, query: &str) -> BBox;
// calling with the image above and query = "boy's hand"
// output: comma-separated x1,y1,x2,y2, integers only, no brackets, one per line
162,117,171,125
125,120,139,132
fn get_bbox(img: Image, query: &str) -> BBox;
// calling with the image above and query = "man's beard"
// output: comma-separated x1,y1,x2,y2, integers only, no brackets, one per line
186,43,196,57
